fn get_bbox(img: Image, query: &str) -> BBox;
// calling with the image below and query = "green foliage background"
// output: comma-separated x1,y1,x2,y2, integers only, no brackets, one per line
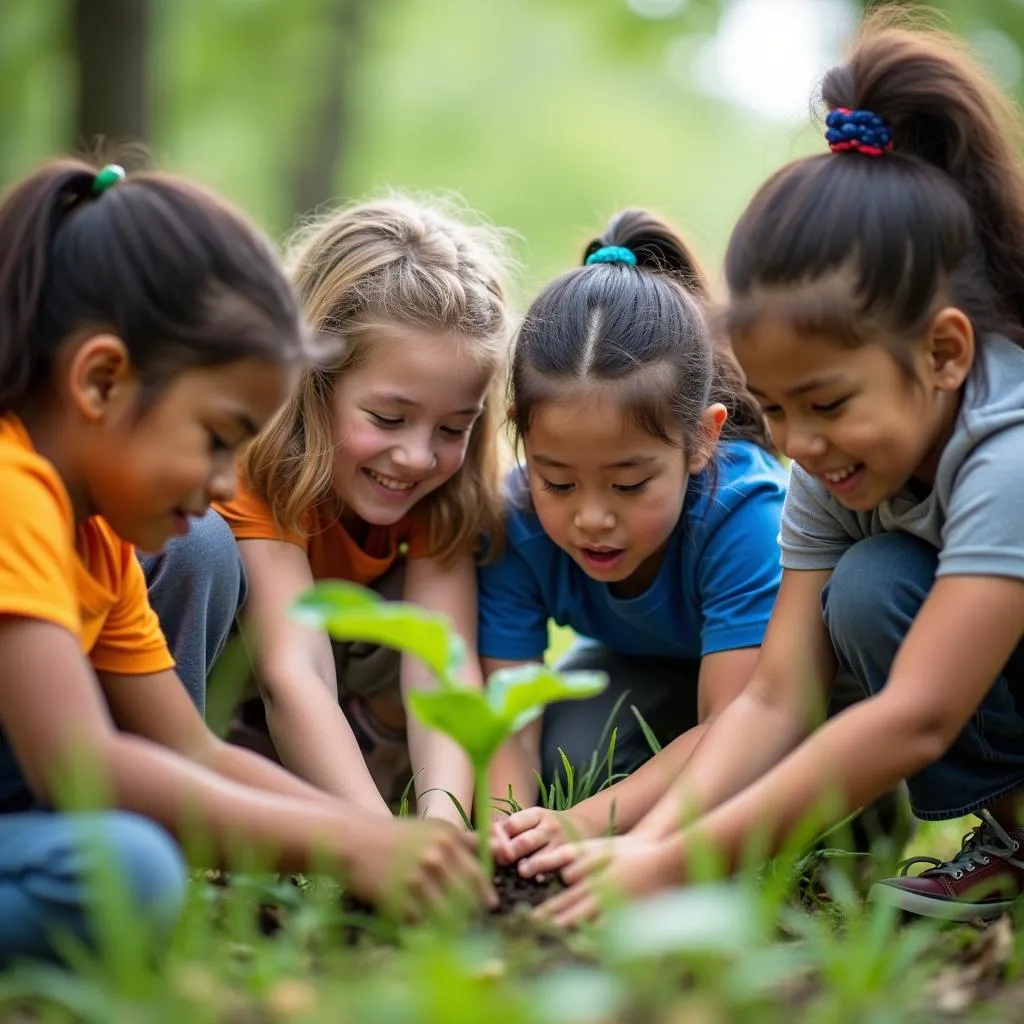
4,0,1016,308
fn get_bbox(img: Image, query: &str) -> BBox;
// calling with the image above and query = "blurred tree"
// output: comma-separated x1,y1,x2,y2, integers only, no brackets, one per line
286,0,370,217
73,0,150,164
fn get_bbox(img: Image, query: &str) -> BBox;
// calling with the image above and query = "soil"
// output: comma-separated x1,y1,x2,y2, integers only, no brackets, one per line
491,862,562,916
206,861,564,943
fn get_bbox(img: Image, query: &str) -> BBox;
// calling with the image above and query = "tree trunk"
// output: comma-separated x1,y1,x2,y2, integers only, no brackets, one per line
73,0,150,164
287,0,368,219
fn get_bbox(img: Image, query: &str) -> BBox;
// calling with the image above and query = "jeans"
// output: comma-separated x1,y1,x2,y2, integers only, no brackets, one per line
0,812,186,966
139,508,248,715
822,532,1024,820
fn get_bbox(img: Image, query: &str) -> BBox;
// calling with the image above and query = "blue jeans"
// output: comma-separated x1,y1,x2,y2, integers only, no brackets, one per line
822,532,1024,820
0,812,185,966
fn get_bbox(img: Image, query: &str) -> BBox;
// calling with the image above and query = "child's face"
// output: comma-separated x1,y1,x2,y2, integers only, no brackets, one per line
734,316,965,510
330,328,493,526
524,392,716,596
82,351,295,552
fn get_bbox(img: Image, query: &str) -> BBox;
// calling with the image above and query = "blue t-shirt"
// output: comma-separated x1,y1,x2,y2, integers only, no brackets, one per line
477,440,787,662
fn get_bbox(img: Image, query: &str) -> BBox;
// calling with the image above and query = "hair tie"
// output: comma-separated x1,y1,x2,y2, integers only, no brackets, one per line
586,245,637,267
92,164,126,196
825,108,894,157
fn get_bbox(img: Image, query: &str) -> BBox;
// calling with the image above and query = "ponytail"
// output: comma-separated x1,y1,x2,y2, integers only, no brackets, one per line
0,156,307,414
0,162,97,409
725,11,1024,350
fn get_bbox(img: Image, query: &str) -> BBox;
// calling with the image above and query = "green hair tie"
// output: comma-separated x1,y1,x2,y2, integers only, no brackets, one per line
586,245,637,267
91,164,126,196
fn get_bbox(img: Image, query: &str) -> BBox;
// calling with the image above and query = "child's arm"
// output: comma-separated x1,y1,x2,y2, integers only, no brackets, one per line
483,656,544,810
659,572,1024,868
542,571,1024,924
0,619,493,913
624,568,834,841
402,553,479,824
237,538,390,815
99,665,372,811
499,646,759,870
504,480,783,867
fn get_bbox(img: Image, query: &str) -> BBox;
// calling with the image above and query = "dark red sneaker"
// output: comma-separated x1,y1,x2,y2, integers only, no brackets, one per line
868,810,1024,922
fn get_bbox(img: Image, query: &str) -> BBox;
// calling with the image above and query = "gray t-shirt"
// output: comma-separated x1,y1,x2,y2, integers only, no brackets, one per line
781,334,1024,580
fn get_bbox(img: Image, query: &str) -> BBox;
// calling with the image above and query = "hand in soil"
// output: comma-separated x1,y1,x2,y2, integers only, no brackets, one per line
347,817,497,919
534,834,679,928
492,806,600,875
491,862,562,915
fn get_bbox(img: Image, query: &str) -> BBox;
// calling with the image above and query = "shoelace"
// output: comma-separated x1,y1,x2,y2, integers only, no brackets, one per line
897,810,1023,880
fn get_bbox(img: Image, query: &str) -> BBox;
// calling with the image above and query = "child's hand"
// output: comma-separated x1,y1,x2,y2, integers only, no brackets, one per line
492,806,601,874
347,818,497,919
533,834,679,928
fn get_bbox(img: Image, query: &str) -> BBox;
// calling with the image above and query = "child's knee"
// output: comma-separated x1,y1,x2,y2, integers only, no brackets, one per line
180,510,245,608
822,532,938,652
104,813,187,936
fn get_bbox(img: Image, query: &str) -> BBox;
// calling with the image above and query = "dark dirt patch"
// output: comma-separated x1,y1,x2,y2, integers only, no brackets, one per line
204,863,567,947
491,862,562,916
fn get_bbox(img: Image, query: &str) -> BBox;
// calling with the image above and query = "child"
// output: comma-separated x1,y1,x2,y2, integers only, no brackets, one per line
537,14,1024,927
215,196,509,824
0,160,491,964
480,209,788,850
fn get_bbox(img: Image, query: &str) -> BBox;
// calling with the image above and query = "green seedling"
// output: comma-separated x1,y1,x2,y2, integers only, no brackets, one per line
293,581,607,878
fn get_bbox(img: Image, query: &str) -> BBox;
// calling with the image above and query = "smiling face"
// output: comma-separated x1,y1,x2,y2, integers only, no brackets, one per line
67,337,295,552
329,327,494,526
523,389,721,596
732,310,971,509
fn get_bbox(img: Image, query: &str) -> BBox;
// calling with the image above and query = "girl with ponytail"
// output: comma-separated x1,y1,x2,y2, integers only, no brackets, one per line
479,209,788,865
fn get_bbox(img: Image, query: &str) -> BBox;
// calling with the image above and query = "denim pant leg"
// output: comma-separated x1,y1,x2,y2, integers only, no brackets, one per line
139,509,247,715
0,811,186,966
540,642,700,792
822,532,1024,821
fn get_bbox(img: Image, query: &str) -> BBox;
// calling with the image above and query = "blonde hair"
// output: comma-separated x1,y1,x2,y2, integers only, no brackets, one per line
242,195,511,563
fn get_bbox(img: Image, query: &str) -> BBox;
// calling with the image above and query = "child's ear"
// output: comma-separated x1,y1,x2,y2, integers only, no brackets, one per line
67,333,138,422
687,403,728,475
928,307,974,393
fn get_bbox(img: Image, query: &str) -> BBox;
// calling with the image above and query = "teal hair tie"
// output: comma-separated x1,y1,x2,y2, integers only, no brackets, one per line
586,245,637,267
92,164,126,196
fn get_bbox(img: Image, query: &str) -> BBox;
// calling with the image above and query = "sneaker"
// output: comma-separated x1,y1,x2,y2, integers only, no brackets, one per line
341,693,412,806
868,809,1024,922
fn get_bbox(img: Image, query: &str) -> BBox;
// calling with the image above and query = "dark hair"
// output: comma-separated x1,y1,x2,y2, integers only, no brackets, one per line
0,157,309,413
724,10,1024,353
510,208,773,466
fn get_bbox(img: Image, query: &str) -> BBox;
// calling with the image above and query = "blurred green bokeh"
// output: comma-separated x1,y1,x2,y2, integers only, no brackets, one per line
5,0,1021,303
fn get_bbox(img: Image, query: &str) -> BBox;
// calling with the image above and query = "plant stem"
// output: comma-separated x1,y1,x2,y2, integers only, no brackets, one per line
474,764,492,881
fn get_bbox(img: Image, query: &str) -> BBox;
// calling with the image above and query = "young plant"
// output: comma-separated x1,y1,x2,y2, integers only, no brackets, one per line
292,581,607,879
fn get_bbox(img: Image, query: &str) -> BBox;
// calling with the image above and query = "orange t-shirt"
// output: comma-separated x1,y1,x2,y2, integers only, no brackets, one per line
215,477,431,585
0,416,174,676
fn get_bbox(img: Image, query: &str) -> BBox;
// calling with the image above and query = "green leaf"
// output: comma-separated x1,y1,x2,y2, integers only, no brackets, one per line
487,663,608,728
406,690,507,768
292,581,464,680
603,884,764,962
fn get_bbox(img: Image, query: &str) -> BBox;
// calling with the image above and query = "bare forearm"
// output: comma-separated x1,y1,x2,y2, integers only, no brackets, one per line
262,679,390,816
201,738,363,812
634,690,809,840
575,723,711,836
407,724,473,823
402,652,476,823
490,734,539,810
104,735,364,874
664,695,936,878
